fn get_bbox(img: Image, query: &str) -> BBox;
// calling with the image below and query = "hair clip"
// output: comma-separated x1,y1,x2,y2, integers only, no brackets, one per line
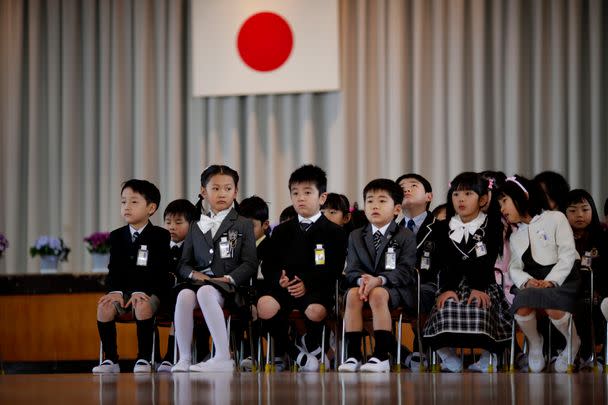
448,182,452,188
487,178,495,190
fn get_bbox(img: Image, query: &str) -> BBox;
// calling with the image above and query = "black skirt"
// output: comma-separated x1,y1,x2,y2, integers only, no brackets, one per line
510,248,580,314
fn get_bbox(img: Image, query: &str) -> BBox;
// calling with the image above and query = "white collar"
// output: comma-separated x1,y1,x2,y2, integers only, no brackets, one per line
449,212,487,243
170,240,183,248
209,205,233,221
130,223,147,237
256,234,267,247
372,222,391,236
298,211,322,224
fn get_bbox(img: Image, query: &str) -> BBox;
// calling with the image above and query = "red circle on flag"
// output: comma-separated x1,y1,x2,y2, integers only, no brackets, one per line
237,12,294,72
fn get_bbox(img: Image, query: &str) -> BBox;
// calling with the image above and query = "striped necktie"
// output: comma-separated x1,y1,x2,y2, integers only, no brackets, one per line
300,221,312,232
132,231,140,243
373,230,383,251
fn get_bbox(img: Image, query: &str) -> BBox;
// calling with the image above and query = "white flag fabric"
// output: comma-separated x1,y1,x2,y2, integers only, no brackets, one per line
191,0,340,97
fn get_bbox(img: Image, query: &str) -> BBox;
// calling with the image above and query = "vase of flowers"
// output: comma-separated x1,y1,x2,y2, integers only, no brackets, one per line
84,232,111,273
0,233,8,259
30,236,70,273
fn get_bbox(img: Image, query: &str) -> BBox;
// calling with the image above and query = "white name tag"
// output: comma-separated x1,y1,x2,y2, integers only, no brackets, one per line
475,242,487,257
219,237,232,259
385,247,396,270
136,245,148,266
420,251,431,270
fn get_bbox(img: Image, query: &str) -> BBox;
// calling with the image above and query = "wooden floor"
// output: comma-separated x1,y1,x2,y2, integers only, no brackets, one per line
1,372,607,404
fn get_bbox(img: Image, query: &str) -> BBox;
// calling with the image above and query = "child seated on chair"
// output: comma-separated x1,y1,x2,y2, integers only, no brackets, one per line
156,199,198,372
171,165,257,373
257,164,347,372
338,178,417,373
93,179,171,374
423,172,512,373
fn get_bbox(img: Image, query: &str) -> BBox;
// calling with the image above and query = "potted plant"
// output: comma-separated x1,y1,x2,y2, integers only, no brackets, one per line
84,232,111,272
30,236,70,273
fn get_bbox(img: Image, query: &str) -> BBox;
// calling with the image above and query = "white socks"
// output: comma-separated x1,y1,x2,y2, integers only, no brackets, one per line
601,298,608,321
514,311,542,354
550,313,580,355
196,285,229,360
174,289,198,363
174,286,229,363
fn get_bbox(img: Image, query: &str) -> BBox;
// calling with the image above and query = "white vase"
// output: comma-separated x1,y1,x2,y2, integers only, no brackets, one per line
91,252,110,273
40,255,59,274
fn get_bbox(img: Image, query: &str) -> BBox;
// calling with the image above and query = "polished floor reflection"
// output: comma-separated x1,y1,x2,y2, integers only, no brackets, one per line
0,372,607,404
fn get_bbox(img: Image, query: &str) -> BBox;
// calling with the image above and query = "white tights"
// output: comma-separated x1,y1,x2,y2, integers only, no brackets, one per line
174,285,228,362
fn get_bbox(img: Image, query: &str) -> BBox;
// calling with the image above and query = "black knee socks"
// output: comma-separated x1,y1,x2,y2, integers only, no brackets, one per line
372,330,395,361
265,315,289,357
303,319,325,352
345,331,363,361
97,320,118,363
136,318,155,361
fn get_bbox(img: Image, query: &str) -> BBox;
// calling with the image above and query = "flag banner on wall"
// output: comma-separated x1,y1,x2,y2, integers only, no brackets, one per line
191,0,340,97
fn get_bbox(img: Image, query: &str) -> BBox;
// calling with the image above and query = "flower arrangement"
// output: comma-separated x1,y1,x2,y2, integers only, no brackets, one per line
83,232,111,254
30,236,70,261
0,233,8,258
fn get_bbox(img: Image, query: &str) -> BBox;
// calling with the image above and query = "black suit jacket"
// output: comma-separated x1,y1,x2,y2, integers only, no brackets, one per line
345,221,417,308
262,215,347,296
409,212,442,285
434,218,499,293
177,208,257,286
106,222,171,297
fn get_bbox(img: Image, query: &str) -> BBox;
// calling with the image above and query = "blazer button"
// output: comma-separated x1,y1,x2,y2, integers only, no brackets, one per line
209,249,214,254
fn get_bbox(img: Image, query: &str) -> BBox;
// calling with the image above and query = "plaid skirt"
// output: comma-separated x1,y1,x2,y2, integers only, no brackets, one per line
423,281,513,350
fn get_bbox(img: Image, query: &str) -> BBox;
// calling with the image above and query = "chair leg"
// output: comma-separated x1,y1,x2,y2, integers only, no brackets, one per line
320,325,326,373
340,318,346,365
265,332,272,373
99,341,103,365
509,320,516,372
395,313,403,373
430,350,440,373
151,326,156,368
567,315,574,374
604,321,608,373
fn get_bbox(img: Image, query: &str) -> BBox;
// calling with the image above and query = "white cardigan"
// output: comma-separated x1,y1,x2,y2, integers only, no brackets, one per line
508,210,577,288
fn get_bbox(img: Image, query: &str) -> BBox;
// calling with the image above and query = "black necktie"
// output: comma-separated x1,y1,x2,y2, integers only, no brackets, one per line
373,230,383,251
407,219,416,232
132,231,140,243
300,221,312,232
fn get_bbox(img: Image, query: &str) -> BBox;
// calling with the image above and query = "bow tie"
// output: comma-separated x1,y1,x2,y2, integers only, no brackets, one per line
197,215,224,235
449,213,486,243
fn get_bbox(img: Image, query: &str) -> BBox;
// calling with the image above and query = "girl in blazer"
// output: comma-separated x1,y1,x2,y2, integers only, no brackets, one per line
171,165,257,373
498,175,580,373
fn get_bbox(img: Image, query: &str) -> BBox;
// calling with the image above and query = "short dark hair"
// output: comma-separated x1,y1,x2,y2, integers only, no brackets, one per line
238,195,269,223
533,170,570,211
395,173,432,193
288,164,327,194
363,179,404,206
496,175,548,218
321,193,351,215
279,205,297,223
164,199,197,223
121,179,161,212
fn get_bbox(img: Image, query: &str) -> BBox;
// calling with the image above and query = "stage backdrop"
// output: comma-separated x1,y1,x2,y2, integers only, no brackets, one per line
0,0,606,274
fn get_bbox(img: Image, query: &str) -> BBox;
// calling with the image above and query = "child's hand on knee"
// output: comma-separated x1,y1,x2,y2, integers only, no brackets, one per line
126,292,150,308
98,292,124,307
437,290,459,309
467,289,491,308
287,276,306,298
279,270,291,288
362,277,382,297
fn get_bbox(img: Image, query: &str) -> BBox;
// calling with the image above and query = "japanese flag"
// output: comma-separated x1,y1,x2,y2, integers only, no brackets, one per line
191,0,340,97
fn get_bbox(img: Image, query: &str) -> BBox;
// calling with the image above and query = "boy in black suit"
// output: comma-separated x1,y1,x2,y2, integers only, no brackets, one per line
93,179,170,374
237,195,271,371
257,165,347,371
157,199,198,372
396,173,441,369
338,179,417,373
